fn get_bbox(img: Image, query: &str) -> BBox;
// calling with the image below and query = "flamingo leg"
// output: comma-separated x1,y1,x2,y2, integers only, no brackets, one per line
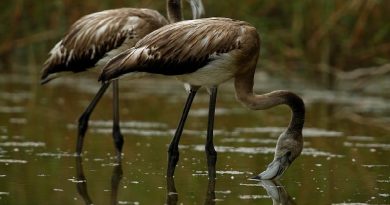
167,87,199,177
206,87,218,179
75,157,93,205
76,82,110,155
112,80,124,158
110,161,123,205
204,179,216,204
166,177,178,205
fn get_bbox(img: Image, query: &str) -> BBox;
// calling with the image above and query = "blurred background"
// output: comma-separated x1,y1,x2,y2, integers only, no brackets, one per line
0,1,390,204
1,0,390,89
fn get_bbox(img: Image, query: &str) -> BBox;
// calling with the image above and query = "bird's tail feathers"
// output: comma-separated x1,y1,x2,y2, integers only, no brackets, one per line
40,61,63,85
98,48,141,82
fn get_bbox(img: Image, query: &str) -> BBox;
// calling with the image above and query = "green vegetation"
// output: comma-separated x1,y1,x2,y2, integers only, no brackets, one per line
1,0,389,84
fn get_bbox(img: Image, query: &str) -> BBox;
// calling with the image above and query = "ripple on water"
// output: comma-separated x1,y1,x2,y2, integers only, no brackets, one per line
67,120,171,137
332,203,372,205
68,178,86,183
220,138,278,144
0,91,32,102
92,128,170,137
0,159,27,164
0,106,25,114
239,195,270,200
239,183,262,187
9,118,27,124
233,127,285,134
347,136,375,141
118,201,140,205
89,127,213,137
233,127,343,137
302,148,343,158
68,120,168,129
377,179,390,183
190,108,243,117
0,141,45,147
190,145,343,158
344,142,390,150
192,145,274,155
215,190,232,194
193,170,253,176
36,152,77,158
362,164,389,168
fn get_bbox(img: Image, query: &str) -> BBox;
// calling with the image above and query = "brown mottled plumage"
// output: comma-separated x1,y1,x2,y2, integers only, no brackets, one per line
99,17,305,180
41,8,168,83
40,0,205,156
99,18,258,84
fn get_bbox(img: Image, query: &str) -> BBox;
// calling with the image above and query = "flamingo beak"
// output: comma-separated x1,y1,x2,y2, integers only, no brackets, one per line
250,152,292,180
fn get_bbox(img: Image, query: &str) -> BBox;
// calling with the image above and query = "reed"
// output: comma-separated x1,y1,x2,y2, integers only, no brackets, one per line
1,0,389,85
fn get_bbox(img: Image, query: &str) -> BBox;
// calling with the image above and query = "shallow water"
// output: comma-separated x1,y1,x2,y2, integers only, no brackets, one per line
0,71,389,204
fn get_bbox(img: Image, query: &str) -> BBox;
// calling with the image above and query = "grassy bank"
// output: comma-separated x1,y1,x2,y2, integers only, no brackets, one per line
1,0,389,84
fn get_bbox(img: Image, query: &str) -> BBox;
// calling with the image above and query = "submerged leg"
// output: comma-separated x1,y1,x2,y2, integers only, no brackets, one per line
76,82,110,155
204,179,216,205
112,80,124,158
167,87,199,177
166,177,178,205
110,162,123,205
206,87,218,179
75,157,93,205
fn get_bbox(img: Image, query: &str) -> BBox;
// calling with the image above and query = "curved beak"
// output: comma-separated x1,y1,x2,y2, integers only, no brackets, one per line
187,0,205,19
250,153,291,180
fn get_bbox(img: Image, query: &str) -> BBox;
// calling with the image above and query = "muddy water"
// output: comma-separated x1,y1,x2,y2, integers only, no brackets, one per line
0,71,389,204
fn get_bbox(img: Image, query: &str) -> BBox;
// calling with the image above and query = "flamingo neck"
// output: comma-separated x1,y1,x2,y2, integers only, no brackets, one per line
167,0,183,23
234,73,305,134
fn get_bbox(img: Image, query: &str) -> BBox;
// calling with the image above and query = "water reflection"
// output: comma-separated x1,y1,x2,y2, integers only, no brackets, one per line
166,177,178,205
74,157,123,205
260,180,296,205
75,157,92,205
166,177,216,205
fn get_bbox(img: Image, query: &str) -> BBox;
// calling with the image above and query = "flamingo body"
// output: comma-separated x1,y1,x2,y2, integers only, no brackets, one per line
99,18,259,87
41,8,168,83
99,17,305,179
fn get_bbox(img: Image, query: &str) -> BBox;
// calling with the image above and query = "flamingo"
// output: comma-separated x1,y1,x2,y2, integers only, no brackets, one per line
40,0,205,156
98,18,305,179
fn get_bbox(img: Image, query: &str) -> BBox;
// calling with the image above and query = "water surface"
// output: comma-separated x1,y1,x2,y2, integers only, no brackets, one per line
0,71,389,204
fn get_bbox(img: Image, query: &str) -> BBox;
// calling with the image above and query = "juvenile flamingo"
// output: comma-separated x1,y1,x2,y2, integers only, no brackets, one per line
41,0,204,156
98,18,305,179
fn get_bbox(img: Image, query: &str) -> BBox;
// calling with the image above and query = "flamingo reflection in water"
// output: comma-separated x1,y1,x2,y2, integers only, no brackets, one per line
74,157,123,205
166,177,216,205
74,157,215,205
260,180,296,205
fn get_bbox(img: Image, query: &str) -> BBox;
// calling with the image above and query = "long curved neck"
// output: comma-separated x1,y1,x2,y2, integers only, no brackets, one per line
167,0,183,23
234,72,305,133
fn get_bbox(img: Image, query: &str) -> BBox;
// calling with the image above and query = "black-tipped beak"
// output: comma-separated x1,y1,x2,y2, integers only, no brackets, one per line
250,152,291,181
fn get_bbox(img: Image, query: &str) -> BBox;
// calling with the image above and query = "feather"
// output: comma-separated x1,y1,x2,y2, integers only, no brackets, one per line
99,18,259,83
41,8,168,83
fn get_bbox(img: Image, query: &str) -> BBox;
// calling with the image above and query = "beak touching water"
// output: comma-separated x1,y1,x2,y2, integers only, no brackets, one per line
250,151,291,180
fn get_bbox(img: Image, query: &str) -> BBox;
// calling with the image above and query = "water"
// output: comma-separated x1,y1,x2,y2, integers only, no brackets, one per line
0,71,389,204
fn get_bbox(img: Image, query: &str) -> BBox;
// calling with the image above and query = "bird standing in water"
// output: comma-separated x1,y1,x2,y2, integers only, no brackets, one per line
99,17,305,180
41,0,204,156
